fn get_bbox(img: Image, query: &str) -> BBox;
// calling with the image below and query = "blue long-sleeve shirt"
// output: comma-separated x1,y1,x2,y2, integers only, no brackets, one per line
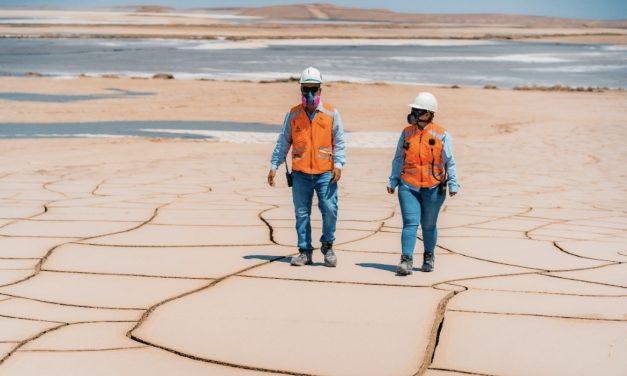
270,100,346,171
388,129,460,193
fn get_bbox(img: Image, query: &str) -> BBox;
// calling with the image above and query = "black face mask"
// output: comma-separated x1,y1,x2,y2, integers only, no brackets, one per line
407,109,430,125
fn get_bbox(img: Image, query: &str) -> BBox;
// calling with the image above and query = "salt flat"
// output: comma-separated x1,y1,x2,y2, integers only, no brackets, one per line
0,77,625,375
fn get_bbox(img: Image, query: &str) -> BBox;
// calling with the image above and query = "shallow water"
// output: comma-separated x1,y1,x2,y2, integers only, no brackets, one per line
1,38,626,88
0,88,154,103
0,121,401,147
0,121,279,139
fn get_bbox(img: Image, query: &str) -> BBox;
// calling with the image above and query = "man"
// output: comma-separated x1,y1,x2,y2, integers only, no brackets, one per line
268,67,346,267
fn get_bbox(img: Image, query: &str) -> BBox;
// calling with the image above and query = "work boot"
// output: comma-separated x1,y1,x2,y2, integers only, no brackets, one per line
290,249,313,266
422,252,435,272
321,242,337,267
396,255,413,276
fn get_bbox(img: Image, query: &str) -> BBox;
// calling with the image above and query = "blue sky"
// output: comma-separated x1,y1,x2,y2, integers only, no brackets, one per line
1,0,626,20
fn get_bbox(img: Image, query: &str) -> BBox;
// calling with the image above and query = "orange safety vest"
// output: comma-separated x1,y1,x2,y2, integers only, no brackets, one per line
401,122,447,188
289,102,335,174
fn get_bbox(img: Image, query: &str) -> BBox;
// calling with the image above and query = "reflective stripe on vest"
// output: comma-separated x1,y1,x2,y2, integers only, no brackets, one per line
290,102,335,174
400,122,447,188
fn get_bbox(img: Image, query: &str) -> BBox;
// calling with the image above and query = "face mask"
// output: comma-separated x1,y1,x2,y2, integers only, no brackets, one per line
407,109,430,125
302,91,320,108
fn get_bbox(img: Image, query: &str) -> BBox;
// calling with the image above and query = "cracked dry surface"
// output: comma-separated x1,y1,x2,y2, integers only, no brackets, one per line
0,131,625,376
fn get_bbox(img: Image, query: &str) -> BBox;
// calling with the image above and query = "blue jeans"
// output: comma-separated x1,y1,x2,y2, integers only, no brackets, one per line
398,183,445,259
292,171,338,251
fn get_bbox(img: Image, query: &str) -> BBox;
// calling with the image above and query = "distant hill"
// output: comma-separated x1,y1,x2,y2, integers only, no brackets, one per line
113,5,175,13
229,3,627,28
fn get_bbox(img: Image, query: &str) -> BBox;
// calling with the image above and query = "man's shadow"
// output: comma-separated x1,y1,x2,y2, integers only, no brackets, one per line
243,255,332,267
243,255,291,263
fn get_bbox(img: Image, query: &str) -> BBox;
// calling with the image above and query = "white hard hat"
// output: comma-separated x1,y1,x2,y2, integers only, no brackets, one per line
300,67,323,84
409,92,438,113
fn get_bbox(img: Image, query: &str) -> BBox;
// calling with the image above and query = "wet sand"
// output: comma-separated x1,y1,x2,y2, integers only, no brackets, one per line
0,76,626,375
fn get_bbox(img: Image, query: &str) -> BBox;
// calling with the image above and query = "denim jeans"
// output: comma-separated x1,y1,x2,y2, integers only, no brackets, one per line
398,183,445,258
291,171,338,251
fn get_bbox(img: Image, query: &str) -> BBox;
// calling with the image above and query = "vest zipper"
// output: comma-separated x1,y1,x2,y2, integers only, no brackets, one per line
309,111,314,173
418,127,423,187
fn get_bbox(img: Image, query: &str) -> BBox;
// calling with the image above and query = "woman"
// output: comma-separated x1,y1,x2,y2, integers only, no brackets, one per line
387,92,460,275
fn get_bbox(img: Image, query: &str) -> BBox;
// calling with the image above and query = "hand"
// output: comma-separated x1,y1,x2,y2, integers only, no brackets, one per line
331,168,342,184
267,169,276,187
387,186,395,194
450,191,457,197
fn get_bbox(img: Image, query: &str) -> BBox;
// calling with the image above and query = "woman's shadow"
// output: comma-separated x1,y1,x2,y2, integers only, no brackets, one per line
356,262,425,273
355,262,399,273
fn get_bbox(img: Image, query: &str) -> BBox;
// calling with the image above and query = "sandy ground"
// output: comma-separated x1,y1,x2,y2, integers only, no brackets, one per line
0,76,626,375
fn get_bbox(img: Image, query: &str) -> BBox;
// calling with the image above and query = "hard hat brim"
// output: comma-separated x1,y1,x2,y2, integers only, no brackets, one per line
300,79,322,84
409,104,436,112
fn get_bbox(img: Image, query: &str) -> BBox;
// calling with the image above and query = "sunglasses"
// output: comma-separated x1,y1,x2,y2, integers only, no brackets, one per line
411,108,430,117
301,86,320,94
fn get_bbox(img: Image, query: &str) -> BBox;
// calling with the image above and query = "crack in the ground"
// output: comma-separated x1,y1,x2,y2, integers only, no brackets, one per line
522,213,623,240
0,313,66,324
0,292,146,311
428,367,499,376
447,309,627,322
239,274,435,288
0,323,67,365
150,223,267,227
75,242,272,248
416,291,456,376
40,269,214,281
439,206,534,230
14,218,144,224
435,244,544,271
542,261,621,274
553,241,623,263
18,346,147,353
0,235,79,239
540,273,627,289
445,285,627,298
